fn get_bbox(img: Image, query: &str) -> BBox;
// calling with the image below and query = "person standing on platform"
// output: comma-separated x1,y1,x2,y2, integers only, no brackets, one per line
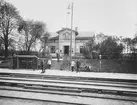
76,59,81,73
32,58,36,71
71,60,75,72
43,59,47,72
47,59,51,69
56,49,60,62
12,53,16,69
99,54,102,60
41,59,45,73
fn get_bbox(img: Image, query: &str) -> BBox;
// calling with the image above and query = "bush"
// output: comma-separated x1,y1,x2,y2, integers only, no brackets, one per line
82,48,91,59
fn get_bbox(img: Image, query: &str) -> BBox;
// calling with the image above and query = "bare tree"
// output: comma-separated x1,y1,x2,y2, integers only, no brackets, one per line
18,20,46,53
39,32,50,52
0,1,20,58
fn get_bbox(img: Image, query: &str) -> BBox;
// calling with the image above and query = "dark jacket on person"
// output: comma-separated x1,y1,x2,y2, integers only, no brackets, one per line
76,60,81,68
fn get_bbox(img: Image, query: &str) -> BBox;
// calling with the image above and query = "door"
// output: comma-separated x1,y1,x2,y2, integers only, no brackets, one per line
64,46,69,55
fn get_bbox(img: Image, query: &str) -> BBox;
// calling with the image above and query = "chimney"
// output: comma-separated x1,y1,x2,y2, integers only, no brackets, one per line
62,27,66,30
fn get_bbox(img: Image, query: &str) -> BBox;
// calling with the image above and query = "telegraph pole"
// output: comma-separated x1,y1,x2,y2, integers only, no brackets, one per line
70,3,73,70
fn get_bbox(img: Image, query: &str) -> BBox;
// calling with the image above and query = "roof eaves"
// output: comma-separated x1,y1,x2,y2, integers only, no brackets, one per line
57,28,78,36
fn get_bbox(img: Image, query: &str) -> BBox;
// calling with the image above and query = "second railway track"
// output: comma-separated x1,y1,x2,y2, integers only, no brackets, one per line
0,73,137,104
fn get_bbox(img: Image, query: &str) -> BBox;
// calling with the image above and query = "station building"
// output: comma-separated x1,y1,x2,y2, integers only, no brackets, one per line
47,28,91,57
47,28,137,58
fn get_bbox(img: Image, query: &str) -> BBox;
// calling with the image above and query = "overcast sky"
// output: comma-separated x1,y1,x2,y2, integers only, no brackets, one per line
6,0,137,38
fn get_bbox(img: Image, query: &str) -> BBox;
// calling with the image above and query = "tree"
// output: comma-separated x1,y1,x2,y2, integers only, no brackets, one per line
131,35,137,54
39,32,50,53
85,36,98,59
122,37,132,53
8,38,16,50
84,33,108,59
18,20,46,53
87,36,96,51
99,36,124,59
0,1,20,58
0,37,4,50
86,35,124,59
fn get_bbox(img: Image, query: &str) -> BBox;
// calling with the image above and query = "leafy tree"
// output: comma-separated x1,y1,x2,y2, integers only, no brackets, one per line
0,1,20,58
131,35,137,54
85,36,99,59
122,37,132,53
84,33,108,59
85,35,124,59
87,36,96,51
18,20,46,53
0,37,4,50
99,36,124,59
8,38,16,50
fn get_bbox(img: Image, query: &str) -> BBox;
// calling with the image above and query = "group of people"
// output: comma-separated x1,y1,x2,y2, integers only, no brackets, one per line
41,59,51,73
71,59,81,73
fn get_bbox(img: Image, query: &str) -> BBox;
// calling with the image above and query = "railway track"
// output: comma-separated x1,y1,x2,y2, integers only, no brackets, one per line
0,73,137,104
0,76,137,89
1,72,137,84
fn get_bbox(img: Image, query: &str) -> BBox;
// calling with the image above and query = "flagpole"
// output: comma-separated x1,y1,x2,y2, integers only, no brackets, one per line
70,2,73,71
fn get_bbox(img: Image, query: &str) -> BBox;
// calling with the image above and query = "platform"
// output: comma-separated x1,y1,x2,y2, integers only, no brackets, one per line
0,68,137,81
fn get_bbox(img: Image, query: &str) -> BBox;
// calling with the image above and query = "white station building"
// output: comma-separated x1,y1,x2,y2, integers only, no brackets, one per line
47,28,91,57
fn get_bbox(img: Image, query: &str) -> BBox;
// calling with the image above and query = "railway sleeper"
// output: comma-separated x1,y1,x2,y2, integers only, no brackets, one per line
86,88,137,96
81,88,100,93
17,83,25,87
122,91,137,96
117,91,124,95
42,85,79,90
98,89,128,95
4,82,11,86
0,82,6,86
81,88,111,94
101,90,117,94
0,82,17,87
97,90,102,94
81,88,126,95
10,83,18,87
116,90,137,96
24,85,81,93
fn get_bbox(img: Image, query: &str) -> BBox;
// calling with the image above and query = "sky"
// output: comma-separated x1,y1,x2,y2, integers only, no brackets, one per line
6,0,137,38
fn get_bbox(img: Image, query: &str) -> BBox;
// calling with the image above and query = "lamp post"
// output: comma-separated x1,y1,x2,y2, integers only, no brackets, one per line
70,2,73,70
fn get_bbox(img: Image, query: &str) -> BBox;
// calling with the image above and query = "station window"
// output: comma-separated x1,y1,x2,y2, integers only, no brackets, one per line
80,46,84,53
50,46,55,53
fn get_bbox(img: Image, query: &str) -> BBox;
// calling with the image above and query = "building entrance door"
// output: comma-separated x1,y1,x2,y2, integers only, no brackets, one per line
64,46,69,55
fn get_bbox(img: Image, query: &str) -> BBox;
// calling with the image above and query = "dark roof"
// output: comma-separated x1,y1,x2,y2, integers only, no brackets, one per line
48,36,91,41
56,28,78,35
75,37,91,40
49,35,59,40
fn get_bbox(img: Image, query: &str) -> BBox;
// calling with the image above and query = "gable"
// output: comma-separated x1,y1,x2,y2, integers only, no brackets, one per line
57,28,78,36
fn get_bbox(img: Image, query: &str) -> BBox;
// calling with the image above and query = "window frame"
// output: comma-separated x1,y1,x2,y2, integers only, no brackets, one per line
80,46,84,53
50,46,56,53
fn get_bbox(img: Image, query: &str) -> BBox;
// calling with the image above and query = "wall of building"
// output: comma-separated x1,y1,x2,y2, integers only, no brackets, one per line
47,41,58,57
59,29,76,56
47,29,91,57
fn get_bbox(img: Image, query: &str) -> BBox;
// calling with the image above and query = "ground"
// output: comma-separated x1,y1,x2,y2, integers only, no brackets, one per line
85,59,137,73
51,58,137,74
0,56,137,74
